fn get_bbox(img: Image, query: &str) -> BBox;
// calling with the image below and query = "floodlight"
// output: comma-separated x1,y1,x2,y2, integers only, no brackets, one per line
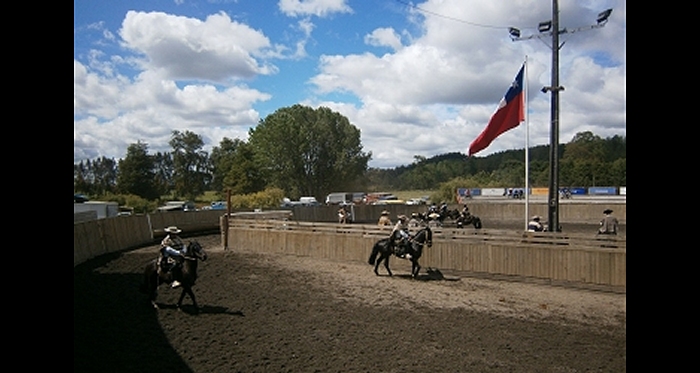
597,9,612,24
538,21,552,33
509,27,521,38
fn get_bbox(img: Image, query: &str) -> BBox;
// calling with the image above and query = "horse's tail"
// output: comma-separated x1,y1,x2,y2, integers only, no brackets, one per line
474,216,482,229
140,260,158,294
369,240,384,265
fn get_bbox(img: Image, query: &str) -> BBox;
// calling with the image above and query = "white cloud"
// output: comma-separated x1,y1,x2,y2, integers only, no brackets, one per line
74,0,624,169
278,0,352,18
365,28,403,51
119,11,278,82
306,0,625,167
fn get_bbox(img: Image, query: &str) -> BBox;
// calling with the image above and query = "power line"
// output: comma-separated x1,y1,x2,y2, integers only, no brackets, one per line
393,0,527,30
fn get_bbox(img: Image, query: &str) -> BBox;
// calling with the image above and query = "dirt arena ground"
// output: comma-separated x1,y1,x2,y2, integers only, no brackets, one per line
74,228,626,373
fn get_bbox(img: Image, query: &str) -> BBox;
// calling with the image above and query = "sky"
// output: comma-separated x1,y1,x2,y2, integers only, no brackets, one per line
74,0,626,169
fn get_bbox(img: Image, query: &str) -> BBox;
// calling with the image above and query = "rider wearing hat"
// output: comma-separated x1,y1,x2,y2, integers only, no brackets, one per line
598,209,618,235
527,216,544,232
378,210,392,226
390,215,413,259
160,226,185,288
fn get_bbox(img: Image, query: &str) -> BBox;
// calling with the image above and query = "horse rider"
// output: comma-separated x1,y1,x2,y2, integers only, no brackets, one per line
598,209,618,235
527,216,544,232
408,212,421,227
428,203,438,215
461,204,472,219
439,201,448,216
390,215,413,259
160,226,185,288
378,210,392,226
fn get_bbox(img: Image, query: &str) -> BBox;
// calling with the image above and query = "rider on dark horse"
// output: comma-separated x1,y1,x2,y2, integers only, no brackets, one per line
159,226,186,288
390,215,413,259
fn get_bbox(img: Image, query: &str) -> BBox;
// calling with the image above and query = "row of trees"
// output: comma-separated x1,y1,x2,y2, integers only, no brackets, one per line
74,105,372,206
74,104,625,209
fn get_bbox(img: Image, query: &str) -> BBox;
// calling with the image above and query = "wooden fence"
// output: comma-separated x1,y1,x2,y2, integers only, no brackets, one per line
74,210,225,267
288,201,626,225
75,205,626,290
224,219,626,288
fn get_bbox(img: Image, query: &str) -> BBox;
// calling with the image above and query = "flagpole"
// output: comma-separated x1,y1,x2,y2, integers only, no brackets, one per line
524,57,530,231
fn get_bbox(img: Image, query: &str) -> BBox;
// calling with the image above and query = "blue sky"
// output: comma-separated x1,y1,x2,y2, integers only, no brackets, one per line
74,0,625,168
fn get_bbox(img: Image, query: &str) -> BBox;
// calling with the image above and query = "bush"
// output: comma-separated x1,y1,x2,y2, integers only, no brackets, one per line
229,188,285,209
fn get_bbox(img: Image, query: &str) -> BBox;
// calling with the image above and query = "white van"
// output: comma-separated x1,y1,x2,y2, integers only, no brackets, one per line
299,197,320,206
325,193,349,205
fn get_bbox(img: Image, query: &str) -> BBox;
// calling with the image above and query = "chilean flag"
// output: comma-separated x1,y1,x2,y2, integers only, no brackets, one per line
468,64,525,156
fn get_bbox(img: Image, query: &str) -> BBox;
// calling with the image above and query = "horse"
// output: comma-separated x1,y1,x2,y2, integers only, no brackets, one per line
456,213,483,229
368,226,433,279
140,240,208,310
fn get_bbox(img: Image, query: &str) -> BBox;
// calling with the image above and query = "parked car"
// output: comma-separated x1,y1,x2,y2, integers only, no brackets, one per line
74,194,89,203
406,198,426,205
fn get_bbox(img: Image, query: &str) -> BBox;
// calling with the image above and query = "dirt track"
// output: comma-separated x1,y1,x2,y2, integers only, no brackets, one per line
74,233,626,372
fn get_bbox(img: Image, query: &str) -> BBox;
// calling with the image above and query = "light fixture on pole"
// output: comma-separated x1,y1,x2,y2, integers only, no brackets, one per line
509,2,612,232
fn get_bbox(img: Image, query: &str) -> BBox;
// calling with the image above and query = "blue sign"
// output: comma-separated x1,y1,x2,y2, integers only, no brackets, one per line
588,187,617,195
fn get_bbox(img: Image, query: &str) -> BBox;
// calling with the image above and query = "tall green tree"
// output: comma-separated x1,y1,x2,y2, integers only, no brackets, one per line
248,105,371,199
169,130,211,201
74,157,118,196
210,137,265,195
152,151,174,197
117,141,159,200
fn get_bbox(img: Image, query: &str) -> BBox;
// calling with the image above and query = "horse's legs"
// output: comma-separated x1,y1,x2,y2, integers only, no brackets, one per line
177,286,198,310
373,253,392,276
383,254,392,276
411,260,421,279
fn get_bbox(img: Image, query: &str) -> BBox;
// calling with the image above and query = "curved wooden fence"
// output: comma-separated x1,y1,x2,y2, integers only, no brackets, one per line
74,210,225,267
75,204,625,290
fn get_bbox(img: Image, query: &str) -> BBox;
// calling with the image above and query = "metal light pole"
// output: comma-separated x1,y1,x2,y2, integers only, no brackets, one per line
509,2,612,232
547,0,561,232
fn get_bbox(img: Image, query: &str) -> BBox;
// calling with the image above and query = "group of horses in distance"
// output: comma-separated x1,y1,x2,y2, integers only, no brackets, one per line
418,208,483,229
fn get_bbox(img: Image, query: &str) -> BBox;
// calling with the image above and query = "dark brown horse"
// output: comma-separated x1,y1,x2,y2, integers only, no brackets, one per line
368,226,433,278
140,240,207,310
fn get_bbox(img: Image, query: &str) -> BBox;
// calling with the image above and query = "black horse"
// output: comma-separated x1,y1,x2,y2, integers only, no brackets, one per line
368,226,433,278
456,213,483,229
140,240,208,310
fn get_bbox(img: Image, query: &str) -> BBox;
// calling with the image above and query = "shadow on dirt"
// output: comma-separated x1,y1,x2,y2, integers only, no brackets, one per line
75,251,192,373
153,303,245,316
392,267,461,281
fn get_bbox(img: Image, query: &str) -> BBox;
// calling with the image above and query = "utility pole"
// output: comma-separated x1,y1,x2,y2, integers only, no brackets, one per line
547,0,561,232
509,2,612,232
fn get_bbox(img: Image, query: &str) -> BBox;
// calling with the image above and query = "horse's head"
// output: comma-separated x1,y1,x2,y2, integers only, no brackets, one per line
184,240,208,261
416,227,433,248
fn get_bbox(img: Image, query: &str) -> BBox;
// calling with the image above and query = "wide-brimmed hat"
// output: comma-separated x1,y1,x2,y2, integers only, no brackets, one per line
397,214,407,221
381,210,390,215
428,212,440,219
411,212,418,217
164,226,182,234
531,215,541,221
603,209,613,214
